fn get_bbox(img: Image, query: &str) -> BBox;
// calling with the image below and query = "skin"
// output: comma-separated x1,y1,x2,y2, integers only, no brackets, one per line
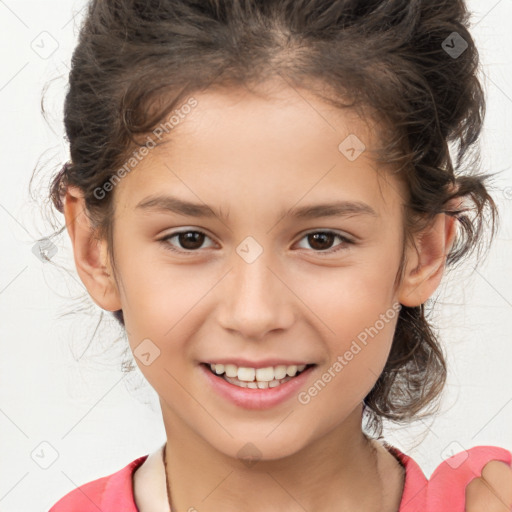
63,79,512,511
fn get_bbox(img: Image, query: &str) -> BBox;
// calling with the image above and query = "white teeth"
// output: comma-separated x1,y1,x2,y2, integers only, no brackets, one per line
237,367,256,382
255,367,275,382
274,365,287,380
208,362,310,383
224,364,238,378
224,374,292,389
286,365,297,377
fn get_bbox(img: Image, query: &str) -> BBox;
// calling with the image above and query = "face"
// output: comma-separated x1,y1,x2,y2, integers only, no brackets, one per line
69,80,446,463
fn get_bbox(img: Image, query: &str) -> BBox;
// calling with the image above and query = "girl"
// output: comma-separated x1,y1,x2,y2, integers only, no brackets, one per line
46,0,512,510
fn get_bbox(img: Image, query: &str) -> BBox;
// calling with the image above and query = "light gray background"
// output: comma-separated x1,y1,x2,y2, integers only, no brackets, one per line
0,1,511,510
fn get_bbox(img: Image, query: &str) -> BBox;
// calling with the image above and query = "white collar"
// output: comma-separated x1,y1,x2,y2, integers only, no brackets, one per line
133,442,170,512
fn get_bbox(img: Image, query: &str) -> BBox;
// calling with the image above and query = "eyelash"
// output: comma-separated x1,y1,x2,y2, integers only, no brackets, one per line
158,229,354,256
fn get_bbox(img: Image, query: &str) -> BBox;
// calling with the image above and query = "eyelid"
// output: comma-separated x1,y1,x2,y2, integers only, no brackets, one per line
158,228,217,253
293,229,355,255
298,228,355,243
158,227,355,256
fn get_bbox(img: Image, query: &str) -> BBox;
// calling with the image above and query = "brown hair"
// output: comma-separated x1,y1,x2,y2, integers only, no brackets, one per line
41,0,498,438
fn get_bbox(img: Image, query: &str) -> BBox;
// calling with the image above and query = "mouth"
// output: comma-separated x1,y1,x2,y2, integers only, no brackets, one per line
201,362,316,390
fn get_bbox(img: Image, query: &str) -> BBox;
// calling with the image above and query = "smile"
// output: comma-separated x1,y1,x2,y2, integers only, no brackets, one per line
205,363,313,389
200,361,317,409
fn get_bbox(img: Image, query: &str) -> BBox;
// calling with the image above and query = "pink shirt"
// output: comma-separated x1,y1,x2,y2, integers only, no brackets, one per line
49,444,512,511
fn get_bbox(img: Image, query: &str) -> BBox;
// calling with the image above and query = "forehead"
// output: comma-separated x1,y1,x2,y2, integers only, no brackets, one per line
114,81,406,217
169,80,376,151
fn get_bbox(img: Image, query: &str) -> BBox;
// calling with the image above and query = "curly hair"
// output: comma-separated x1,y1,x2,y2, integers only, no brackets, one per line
44,0,498,438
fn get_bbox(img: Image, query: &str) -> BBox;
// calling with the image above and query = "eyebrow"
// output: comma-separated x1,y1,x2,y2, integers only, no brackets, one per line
135,194,378,221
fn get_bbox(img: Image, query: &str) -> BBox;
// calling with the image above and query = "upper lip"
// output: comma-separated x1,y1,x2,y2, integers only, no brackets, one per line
202,359,315,369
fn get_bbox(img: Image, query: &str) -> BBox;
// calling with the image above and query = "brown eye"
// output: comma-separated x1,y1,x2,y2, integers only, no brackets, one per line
159,230,214,253
307,232,336,251
296,231,353,255
158,229,353,256
176,231,205,250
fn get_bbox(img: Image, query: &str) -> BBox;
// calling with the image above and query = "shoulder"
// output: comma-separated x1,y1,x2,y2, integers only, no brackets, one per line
385,443,512,512
48,455,148,512
427,445,512,511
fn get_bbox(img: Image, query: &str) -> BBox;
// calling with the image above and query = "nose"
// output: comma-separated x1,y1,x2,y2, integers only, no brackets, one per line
217,247,296,341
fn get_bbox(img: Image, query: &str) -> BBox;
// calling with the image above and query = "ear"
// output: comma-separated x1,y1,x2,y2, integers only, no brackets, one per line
63,185,122,312
398,212,457,307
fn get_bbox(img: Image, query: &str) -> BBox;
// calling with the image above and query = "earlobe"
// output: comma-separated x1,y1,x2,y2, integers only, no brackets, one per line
398,213,456,307
63,185,122,312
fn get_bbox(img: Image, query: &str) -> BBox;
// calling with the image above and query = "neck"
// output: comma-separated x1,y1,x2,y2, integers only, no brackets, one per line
161,403,391,512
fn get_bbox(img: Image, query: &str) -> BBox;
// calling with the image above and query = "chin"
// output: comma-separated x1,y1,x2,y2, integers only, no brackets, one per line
209,432,310,465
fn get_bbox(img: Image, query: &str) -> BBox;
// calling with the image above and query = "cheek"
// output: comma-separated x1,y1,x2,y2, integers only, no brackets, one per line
293,253,399,336
115,244,209,339
295,305,398,430
291,254,400,391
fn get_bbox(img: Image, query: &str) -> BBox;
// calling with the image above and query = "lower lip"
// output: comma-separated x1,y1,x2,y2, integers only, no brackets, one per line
199,363,315,410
